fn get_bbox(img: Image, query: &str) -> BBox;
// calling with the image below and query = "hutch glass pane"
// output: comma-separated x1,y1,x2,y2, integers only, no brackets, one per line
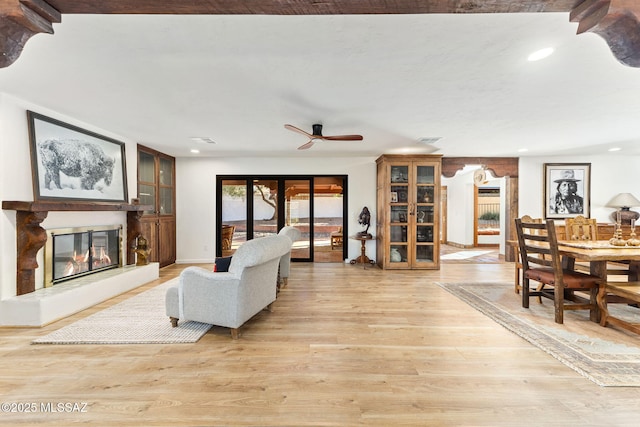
390,225,407,242
159,187,173,215
416,166,434,184
390,166,409,183
138,184,156,214
390,205,408,223
139,151,155,183
415,245,434,262
159,157,173,185
416,225,434,243
416,187,434,204
417,206,434,223
390,245,407,263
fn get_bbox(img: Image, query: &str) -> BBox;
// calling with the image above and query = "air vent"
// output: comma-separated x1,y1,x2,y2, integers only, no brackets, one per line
190,137,216,144
418,137,442,145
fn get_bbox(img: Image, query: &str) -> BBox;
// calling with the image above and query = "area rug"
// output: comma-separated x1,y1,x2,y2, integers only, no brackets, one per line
32,279,212,345
437,282,640,387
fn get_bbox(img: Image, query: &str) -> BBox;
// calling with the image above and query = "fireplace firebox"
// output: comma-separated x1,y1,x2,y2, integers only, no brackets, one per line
45,225,123,287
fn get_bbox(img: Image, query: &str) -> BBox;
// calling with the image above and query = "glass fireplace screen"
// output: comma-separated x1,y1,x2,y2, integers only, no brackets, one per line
46,226,122,286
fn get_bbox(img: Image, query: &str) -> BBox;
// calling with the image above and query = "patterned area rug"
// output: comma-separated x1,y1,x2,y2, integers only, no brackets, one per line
437,282,640,387
32,279,212,345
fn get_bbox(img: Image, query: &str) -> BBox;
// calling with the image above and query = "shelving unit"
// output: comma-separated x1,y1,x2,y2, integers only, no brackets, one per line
376,154,442,270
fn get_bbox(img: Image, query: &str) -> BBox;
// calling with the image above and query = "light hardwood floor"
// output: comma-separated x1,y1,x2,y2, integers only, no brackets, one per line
1,261,639,426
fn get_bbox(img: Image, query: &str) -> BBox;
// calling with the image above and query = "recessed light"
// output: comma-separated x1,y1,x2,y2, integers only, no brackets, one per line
528,47,554,62
190,149,200,154
517,148,529,153
608,147,622,152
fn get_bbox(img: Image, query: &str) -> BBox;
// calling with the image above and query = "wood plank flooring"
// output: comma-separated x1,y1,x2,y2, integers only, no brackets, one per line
1,261,640,426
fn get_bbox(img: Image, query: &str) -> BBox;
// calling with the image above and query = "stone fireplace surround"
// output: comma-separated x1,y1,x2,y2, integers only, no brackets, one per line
1,200,159,326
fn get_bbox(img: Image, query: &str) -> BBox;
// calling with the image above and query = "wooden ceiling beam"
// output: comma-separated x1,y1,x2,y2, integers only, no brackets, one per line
0,0,61,67
2,1,640,68
570,0,640,67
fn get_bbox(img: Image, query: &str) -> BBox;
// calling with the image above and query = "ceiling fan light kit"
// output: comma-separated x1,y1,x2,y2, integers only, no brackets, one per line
285,123,363,150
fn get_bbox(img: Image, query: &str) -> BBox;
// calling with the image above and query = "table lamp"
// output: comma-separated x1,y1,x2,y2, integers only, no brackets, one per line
605,192,640,224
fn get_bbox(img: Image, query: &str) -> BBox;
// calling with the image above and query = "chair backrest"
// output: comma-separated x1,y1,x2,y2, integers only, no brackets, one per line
516,215,545,259
277,226,300,279
565,215,598,241
278,225,301,243
228,235,292,274
221,225,235,250
519,215,543,227
515,218,563,282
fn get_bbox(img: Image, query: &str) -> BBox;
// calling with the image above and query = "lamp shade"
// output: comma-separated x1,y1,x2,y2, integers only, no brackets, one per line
605,193,640,208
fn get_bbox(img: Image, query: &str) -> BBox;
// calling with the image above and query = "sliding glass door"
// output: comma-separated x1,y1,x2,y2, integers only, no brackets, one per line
252,179,279,239
216,175,347,262
284,179,311,259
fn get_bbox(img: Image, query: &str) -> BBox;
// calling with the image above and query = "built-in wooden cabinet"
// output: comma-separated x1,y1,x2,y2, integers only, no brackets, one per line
376,154,442,270
137,145,176,267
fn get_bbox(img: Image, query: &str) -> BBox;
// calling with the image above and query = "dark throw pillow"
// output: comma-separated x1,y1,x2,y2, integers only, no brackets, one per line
214,256,232,272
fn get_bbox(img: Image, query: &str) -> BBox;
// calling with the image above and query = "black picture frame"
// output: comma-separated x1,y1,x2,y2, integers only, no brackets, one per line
27,111,128,203
544,163,591,219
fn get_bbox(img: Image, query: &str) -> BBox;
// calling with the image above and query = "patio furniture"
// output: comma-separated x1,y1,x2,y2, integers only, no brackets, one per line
330,227,343,250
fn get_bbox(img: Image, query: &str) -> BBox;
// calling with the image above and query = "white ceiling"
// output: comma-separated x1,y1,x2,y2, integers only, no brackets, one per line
1,12,640,158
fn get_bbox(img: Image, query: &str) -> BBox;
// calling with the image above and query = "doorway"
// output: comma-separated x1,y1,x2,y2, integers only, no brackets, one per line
475,185,501,247
216,175,347,262
440,157,518,262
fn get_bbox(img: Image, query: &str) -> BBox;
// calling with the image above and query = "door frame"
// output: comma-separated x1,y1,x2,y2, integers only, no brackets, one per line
216,174,348,261
441,157,518,261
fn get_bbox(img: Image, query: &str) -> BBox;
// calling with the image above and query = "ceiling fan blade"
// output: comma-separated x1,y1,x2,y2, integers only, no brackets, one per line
322,135,364,141
297,140,315,150
284,124,313,138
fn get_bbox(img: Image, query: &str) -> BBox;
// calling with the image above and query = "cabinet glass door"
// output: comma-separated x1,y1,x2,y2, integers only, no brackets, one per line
138,151,156,214
389,165,409,265
413,164,437,265
158,157,174,215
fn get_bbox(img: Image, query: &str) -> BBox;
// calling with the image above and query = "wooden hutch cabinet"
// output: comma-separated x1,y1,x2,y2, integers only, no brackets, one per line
137,145,176,267
376,154,442,270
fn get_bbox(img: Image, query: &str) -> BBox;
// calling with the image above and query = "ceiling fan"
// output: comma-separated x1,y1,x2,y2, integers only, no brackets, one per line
284,123,363,150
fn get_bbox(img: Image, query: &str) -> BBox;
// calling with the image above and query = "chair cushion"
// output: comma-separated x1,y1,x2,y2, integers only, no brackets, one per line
524,267,600,289
214,256,232,272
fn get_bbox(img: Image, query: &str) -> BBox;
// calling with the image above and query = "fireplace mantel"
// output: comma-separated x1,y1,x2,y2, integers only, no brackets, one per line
2,200,152,295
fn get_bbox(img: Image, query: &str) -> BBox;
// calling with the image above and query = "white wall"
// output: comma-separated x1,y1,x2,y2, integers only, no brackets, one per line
175,156,377,263
0,94,139,299
518,156,640,223
442,173,475,246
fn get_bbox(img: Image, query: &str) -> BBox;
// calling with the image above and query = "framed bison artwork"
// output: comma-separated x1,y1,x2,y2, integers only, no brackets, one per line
27,111,128,203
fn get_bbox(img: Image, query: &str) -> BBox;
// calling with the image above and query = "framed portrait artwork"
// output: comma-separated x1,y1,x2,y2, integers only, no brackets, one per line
27,111,128,203
390,191,398,203
544,163,591,219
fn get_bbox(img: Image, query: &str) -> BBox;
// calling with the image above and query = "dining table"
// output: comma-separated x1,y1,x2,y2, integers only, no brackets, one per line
556,240,640,280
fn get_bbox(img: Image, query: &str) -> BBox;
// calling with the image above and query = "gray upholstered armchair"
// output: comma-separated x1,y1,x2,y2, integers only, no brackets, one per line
278,225,301,290
165,234,292,339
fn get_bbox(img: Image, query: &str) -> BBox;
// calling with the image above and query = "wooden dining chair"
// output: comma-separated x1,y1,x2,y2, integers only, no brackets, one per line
565,215,631,279
564,215,597,241
514,215,542,295
515,218,600,324
564,215,598,274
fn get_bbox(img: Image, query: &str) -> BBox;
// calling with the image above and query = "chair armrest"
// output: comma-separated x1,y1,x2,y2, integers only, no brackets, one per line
178,266,242,325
